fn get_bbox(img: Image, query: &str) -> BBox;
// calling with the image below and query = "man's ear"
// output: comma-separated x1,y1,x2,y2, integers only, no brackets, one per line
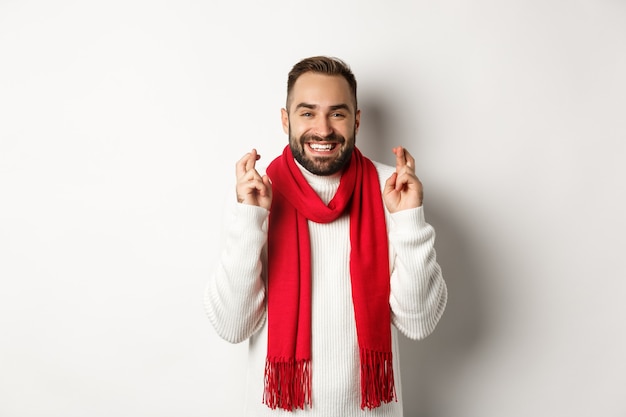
355,109,361,134
281,108,289,134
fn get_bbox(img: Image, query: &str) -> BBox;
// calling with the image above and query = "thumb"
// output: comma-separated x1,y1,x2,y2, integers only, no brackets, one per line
262,175,273,196
383,172,397,195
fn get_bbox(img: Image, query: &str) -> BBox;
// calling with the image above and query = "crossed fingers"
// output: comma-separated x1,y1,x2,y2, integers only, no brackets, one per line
382,146,423,212
235,149,272,209
236,149,261,179
392,146,419,191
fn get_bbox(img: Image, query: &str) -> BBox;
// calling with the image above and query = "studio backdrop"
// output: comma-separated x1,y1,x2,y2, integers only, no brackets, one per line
1,1,625,416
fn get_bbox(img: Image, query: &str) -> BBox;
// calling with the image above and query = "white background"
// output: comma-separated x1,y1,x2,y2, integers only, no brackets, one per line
1,1,625,416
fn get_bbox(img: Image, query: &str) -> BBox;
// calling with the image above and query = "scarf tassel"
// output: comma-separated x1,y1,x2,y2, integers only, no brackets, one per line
263,358,312,411
359,348,397,410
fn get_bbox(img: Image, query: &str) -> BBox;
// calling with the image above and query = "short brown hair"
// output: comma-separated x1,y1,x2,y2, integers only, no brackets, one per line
286,56,358,111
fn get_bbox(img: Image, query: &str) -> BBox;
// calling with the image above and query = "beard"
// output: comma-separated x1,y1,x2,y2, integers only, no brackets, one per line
289,129,356,176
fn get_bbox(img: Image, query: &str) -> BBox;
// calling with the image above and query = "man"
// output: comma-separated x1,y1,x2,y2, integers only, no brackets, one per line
205,56,447,416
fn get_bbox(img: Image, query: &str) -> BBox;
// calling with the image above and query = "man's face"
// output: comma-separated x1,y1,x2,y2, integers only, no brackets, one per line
282,72,360,176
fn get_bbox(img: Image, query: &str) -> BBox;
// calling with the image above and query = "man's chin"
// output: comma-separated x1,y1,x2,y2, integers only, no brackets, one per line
299,156,347,176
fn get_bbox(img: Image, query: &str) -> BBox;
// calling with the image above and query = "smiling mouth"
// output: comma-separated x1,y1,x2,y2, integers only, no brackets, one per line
307,142,338,152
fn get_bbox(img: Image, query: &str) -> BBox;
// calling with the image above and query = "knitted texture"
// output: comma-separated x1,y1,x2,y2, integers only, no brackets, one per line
204,159,448,417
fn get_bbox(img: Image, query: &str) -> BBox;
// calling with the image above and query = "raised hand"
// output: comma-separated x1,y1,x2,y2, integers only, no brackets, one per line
382,146,423,213
235,149,273,210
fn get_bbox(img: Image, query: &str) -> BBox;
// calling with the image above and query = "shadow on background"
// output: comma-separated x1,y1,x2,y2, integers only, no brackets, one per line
398,204,487,417
359,94,489,417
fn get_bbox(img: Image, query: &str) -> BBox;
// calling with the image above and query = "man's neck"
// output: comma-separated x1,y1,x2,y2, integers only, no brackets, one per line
294,159,342,205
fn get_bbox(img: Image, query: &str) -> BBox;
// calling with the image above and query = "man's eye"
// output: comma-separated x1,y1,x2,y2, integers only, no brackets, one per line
332,113,345,118
301,112,313,117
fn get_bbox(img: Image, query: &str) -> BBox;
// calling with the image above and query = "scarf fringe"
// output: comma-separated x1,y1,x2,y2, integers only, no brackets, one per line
263,358,312,411
359,348,397,410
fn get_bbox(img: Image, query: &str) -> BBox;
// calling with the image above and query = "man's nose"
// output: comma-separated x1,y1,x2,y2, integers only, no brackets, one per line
313,117,333,138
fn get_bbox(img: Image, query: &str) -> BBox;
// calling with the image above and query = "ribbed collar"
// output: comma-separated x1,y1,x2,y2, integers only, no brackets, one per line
294,159,342,205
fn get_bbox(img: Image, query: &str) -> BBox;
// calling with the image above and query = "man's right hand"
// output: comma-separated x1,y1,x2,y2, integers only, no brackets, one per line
235,149,273,210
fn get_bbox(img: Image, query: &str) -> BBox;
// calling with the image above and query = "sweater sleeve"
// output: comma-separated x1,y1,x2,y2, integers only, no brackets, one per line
388,206,448,340
204,202,268,344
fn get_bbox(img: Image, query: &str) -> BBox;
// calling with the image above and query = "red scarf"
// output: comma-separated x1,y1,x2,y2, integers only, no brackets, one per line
263,145,396,411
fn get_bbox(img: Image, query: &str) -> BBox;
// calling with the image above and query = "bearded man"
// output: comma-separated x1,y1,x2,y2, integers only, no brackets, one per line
205,56,447,417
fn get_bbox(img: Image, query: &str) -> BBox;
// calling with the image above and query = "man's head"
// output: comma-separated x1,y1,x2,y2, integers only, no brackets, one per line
282,56,360,176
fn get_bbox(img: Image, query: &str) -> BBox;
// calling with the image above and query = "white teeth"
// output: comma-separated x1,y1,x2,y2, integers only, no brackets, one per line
309,143,334,151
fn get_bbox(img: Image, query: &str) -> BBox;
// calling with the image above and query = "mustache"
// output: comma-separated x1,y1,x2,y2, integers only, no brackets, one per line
302,132,345,143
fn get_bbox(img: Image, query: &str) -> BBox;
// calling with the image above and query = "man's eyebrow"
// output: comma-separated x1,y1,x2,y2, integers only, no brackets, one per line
294,103,352,112
295,103,318,110
329,104,351,112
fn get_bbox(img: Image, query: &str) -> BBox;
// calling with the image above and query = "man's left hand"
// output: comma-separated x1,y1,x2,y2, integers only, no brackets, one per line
383,146,423,213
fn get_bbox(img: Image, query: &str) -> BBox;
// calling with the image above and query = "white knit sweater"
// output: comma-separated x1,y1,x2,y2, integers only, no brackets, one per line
204,161,447,417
